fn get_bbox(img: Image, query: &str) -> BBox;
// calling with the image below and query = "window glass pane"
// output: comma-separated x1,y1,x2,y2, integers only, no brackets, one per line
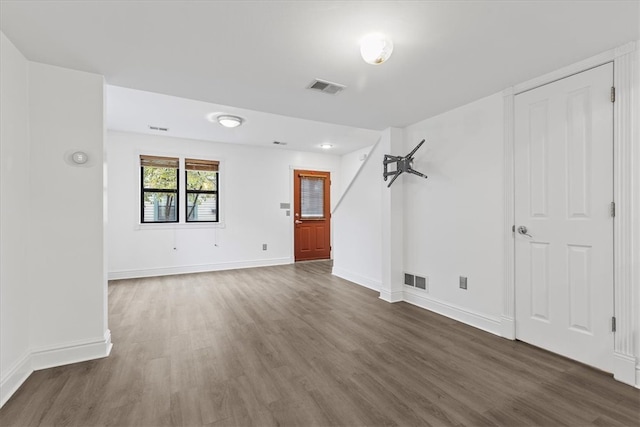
301,178,324,218
143,192,177,222
187,193,217,222
187,170,217,191
143,166,177,190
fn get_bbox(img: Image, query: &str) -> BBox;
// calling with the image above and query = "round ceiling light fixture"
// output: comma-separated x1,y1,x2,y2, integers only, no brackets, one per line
320,143,333,149
360,32,394,65
216,115,244,128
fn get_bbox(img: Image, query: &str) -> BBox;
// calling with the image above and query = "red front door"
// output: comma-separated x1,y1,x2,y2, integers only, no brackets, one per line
293,170,331,261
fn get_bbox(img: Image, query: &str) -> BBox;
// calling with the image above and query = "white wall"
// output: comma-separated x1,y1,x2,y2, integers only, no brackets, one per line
339,145,373,195
107,131,342,278
0,32,32,406
402,94,504,331
334,94,503,329
332,142,383,291
27,63,109,356
0,35,110,408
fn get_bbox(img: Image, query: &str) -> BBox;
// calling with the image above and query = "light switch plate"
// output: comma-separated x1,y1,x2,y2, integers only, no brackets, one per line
459,276,467,290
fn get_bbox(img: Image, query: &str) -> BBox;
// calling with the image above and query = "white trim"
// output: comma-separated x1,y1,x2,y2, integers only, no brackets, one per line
502,87,516,340
612,42,639,376
332,266,381,292
0,352,32,408
611,352,638,387
504,40,639,387
135,221,226,231
0,330,112,408
513,46,617,95
108,257,291,280
403,288,502,336
379,289,403,303
332,137,381,213
30,330,112,371
500,315,516,340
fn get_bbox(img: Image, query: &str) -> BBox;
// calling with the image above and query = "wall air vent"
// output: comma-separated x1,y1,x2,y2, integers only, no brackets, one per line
307,79,346,95
149,125,169,132
404,273,415,287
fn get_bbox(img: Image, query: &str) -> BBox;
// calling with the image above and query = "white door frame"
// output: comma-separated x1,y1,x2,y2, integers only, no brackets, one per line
502,41,640,387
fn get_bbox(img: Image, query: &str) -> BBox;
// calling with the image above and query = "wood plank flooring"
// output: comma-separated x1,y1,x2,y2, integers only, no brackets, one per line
1,261,639,426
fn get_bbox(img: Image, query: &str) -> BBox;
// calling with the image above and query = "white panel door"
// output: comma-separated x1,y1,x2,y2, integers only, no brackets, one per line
514,63,614,372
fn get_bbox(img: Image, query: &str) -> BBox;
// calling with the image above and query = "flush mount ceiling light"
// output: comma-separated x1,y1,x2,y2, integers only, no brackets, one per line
320,143,333,149
216,115,244,128
360,32,394,65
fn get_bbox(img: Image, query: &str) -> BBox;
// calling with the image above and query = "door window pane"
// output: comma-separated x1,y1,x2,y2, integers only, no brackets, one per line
301,177,324,218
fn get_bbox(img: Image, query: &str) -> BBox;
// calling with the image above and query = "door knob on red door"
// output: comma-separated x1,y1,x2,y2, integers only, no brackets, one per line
295,220,303,224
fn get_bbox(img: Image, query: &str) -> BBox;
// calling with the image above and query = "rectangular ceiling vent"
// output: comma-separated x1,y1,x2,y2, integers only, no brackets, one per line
307,79,345,95
149,125,169,132
273,141,288,145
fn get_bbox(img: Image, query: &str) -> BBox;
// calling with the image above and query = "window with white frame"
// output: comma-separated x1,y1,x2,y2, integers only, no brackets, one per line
185,158,219,223
140,155,220,224
140,155,179,223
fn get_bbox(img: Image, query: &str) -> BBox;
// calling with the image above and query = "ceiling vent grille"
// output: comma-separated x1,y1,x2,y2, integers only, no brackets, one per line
149,125,169,132
307,79,346,95
273,141,288,145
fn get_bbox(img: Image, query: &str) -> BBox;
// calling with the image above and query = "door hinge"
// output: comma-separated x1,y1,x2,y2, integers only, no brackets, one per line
512,225,515,233
611,316,616,332
610,201,616,217
611,86,615,103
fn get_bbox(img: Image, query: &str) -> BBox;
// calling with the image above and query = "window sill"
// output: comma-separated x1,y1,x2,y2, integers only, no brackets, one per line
135,222,226,231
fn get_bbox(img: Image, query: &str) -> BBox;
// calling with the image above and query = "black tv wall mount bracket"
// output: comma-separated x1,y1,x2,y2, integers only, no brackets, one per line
383,139,428,188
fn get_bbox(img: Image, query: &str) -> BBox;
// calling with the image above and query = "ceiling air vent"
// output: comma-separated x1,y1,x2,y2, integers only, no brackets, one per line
273,141,288,146
307,79,346,95
149,125,169,132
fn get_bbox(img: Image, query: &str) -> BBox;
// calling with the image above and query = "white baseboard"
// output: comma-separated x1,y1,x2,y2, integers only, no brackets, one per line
611,352,638,388
500,315,516,339
403,288,502,336
0,330,112,409
379,289,403,303
31,330,112,371
0,352,32,408
332,266,381,292
108,258,291,280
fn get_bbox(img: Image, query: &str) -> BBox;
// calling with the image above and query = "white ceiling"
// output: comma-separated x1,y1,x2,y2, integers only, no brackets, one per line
1,1,638,152
106,85,381,155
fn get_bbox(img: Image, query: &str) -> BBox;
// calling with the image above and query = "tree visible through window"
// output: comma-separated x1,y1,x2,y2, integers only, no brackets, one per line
185,158,219,222
140,155,179,223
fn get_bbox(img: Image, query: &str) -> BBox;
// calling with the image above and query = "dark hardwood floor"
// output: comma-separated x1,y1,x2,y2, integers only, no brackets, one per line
1,261,639,426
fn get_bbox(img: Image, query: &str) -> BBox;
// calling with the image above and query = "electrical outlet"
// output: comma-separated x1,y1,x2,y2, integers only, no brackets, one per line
459,276,468,290
262,244,267,250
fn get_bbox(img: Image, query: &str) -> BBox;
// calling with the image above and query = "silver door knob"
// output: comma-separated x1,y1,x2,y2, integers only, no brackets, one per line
517,226,532,237
295,220,303,224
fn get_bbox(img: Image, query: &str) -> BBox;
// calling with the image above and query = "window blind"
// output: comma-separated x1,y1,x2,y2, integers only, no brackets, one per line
301,177,324,218
185,158,219,171
140,155,179,168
